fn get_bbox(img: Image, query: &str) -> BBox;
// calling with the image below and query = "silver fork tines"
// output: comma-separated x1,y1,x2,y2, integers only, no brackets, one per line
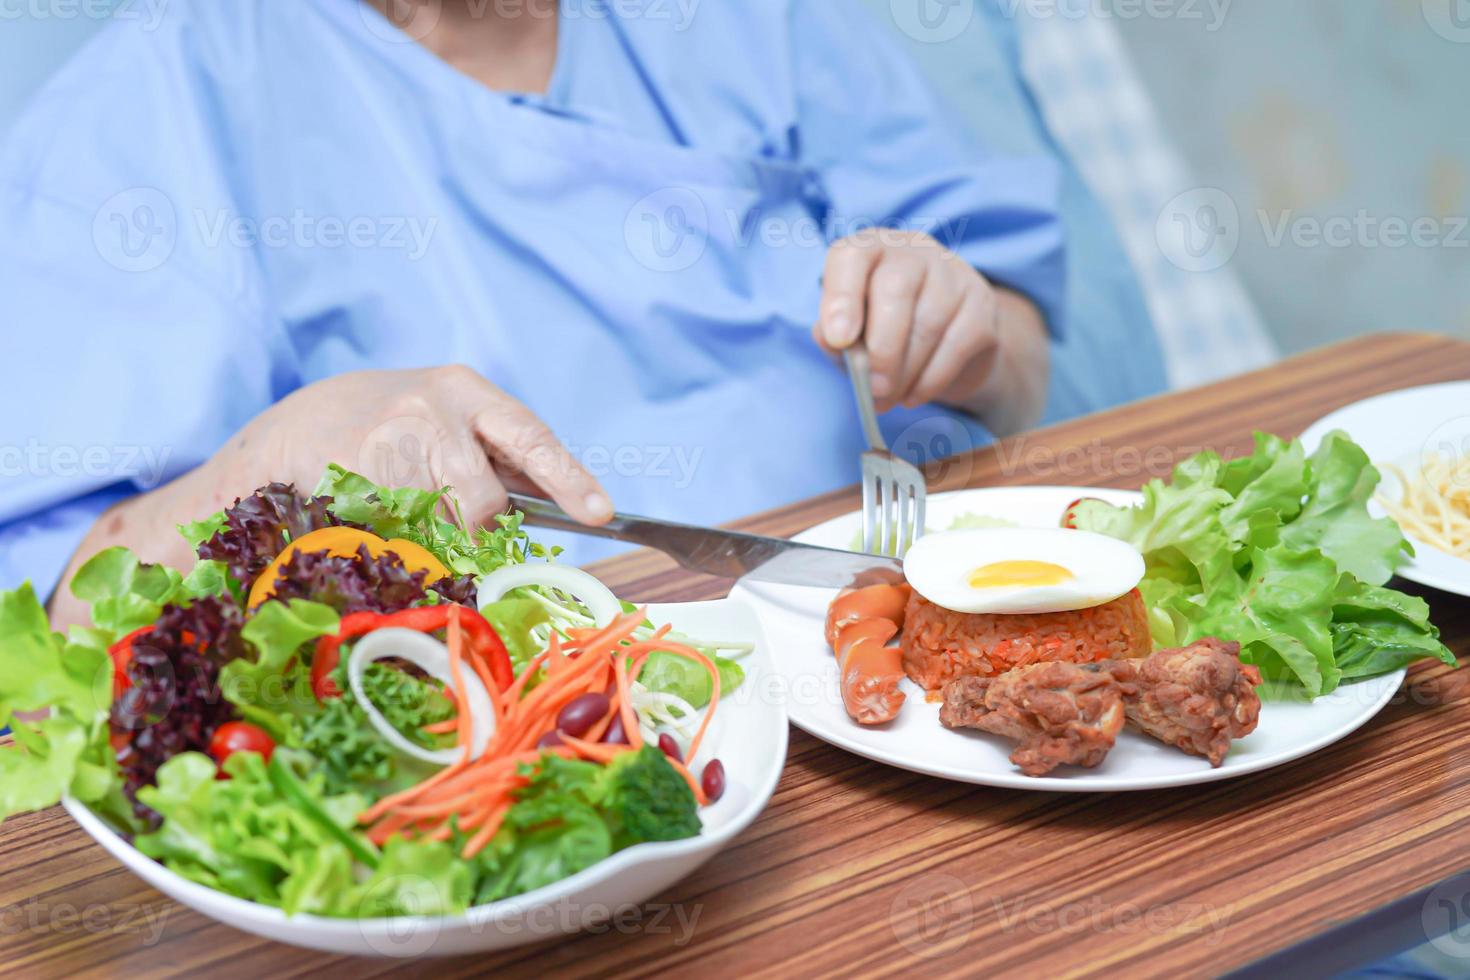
844,345,928,557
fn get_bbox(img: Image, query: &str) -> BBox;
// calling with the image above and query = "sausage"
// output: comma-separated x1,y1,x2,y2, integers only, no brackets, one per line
824,583,911,724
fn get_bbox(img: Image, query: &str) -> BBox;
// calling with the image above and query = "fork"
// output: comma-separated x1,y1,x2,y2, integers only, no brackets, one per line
842,343,927,556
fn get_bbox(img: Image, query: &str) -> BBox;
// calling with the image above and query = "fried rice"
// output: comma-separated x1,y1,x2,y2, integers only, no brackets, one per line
900,588,1152,691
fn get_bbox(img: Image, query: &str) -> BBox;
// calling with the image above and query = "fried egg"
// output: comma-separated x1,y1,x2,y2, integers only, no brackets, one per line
901,527,1145,615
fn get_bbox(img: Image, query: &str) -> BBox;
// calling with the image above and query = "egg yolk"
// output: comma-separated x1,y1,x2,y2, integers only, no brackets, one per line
967,560,1074,589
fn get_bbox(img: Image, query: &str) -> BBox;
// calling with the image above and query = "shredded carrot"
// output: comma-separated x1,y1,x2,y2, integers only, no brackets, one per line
359,605,724,858
643,639,722,759
445,607,473,758
664,754,710,806
613,649,645,751
558,733,634,764
461,801,513,859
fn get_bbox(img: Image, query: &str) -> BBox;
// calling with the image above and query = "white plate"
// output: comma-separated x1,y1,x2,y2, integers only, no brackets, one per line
64,596,786,957
1300,381,1470,598
731,486,1402,792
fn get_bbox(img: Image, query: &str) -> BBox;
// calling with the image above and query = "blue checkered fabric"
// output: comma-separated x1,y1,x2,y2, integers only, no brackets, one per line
1011,7,1278,388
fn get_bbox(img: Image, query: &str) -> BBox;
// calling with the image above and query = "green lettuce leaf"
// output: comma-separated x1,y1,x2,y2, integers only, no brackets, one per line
178,511,227,551
1331,579,1454,679
1073,430,1444,696
637,650,745,710
471,747,698,905
66,547,230,651
68,547,183,645
0,715,90,815
224,598,340,692
356,836,475,918
478,597,551,670
313,464,553,578
1180,545,1341,696
133,750,432,917
298,663,452,795
1280,431,1412,587
0,583,115,821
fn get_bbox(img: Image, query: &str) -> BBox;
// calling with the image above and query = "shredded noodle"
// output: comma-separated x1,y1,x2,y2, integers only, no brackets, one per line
1377,455,1470,559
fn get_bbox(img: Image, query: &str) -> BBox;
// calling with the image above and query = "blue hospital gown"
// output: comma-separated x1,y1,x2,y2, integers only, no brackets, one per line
0,0,1163,592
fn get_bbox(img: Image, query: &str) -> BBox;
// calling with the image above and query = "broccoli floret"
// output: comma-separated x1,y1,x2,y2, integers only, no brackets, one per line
596,745,701,849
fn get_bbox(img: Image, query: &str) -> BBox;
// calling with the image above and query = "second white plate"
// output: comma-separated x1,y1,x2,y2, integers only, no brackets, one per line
731,485,1402,792
1301,381,1470,598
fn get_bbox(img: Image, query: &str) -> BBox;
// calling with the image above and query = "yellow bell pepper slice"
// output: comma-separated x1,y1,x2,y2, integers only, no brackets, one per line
247,526,452,609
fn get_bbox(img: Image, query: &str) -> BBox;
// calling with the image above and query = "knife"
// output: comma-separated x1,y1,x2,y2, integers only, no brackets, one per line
507,494,903,588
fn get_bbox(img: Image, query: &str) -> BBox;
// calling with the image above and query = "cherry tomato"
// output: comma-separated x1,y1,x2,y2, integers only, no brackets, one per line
1061,497,1105,529
208,721,275,772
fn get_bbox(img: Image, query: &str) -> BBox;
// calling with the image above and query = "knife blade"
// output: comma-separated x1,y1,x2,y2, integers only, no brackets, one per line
506,494,903,588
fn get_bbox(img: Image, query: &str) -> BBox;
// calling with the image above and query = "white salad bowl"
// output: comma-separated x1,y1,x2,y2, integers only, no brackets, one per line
63,596,787,957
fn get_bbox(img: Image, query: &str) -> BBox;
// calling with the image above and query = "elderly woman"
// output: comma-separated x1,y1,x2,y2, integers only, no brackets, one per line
0,0,1164,627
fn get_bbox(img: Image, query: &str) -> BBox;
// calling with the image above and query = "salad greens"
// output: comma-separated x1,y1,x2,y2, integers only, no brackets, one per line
299,663,453,796
472,746,700,904
1073,430,1454,696
0,466,742,918
135,750,471,917
313,463,553,578
0,583,124,824
638,650,744,711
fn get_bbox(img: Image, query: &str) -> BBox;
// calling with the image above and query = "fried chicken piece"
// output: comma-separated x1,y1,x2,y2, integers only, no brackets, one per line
1102,637,1262,767
939,661,1126,776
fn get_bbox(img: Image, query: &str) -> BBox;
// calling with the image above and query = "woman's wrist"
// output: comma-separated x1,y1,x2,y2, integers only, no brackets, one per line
47,458,226,630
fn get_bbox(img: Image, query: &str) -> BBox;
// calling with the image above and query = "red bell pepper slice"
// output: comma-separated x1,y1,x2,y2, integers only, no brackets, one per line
309,604,512,701
107,625,154,700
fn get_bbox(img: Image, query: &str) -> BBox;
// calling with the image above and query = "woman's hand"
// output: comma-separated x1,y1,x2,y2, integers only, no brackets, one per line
217,365,612,527
49,365,609,629
813,229,1049,436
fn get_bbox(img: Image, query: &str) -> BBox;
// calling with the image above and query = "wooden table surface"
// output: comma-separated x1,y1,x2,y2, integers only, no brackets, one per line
5,332,1470,979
